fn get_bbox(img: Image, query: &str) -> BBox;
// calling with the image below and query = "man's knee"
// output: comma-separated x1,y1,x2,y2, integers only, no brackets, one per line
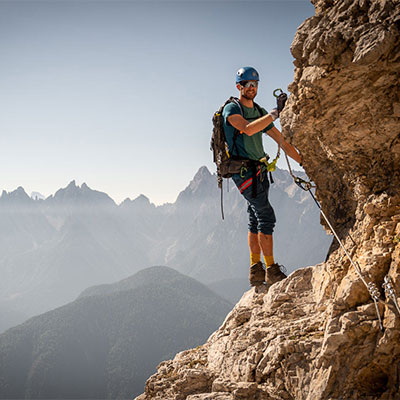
259,225,274,235
248,225,259,234
256,204,276,235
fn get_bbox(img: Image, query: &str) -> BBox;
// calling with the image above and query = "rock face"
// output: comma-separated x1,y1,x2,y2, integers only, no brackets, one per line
136,1,400,399
285,0,400,234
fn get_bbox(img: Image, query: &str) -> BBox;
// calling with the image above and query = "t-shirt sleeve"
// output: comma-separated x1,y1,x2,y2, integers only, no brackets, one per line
222,102,242,126
261,107,274,132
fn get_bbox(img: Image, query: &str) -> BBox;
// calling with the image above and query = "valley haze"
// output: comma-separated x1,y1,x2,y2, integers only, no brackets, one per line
0,166,331,333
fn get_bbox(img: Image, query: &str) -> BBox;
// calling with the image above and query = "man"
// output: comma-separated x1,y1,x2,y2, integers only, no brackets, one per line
223,66,302,287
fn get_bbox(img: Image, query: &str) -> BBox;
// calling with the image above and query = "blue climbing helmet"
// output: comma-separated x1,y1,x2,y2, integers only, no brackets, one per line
236,66,259,83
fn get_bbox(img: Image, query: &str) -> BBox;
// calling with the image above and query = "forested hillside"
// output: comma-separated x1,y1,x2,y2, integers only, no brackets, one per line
0,266,232,399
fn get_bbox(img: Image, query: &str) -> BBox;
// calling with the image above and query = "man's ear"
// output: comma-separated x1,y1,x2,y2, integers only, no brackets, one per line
236,83,244,96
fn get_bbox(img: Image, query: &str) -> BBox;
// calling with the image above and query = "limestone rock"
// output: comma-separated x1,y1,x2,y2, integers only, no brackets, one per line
135,1,400,399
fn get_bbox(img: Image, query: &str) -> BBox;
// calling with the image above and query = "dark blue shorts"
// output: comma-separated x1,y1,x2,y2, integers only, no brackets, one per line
232,169,276,235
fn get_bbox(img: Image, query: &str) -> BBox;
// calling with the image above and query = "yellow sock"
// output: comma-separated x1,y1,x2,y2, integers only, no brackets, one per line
264,255,275,267
250,253,261,265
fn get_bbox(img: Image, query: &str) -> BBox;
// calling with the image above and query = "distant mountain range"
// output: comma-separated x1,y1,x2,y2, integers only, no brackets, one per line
0,166,331,332
0,266,232,399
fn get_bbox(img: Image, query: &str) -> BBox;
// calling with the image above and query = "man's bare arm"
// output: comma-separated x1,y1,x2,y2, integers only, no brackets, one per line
267,126,302,164
227,113,275,136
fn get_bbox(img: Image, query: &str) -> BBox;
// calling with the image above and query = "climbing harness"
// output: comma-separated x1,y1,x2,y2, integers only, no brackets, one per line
284,152,400,330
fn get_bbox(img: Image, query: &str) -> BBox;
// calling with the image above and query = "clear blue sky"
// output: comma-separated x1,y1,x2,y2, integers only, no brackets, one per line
0,0,314,205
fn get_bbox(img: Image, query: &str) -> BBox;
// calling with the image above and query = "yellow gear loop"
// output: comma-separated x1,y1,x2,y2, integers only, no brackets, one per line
260,156,279,172
266,157,278,172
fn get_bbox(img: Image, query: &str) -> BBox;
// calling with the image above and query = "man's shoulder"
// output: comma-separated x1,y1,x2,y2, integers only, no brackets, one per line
222,100,242,117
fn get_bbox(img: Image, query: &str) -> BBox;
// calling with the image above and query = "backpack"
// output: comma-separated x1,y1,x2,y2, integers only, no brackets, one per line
210,97,265,218
211,97,265,181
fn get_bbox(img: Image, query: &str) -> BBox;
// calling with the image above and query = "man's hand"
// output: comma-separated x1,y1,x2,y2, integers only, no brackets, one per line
269,108,279,121
276,92,287,112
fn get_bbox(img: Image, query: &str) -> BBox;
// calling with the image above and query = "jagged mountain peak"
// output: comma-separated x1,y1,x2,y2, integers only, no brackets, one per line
191,165,213,184
0,186,32,204
120,194,155,211
193,165,212,179
176,166,217,204
67,180,77,188
48,181,115,206
2,186,28,197
132,194,151,204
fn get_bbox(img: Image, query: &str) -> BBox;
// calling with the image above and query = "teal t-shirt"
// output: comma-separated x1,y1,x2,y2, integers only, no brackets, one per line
222,101,274,160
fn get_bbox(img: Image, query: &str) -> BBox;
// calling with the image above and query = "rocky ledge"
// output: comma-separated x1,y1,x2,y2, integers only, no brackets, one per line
136,0,400,399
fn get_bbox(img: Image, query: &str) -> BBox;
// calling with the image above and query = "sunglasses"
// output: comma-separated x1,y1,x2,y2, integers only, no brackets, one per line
240,81,258,88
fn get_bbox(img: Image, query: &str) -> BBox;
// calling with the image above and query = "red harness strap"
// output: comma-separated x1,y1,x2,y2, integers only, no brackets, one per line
238,168,262,193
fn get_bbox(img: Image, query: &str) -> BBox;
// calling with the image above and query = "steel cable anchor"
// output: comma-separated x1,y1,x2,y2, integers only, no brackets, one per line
383,275,400,316
367,281,384,331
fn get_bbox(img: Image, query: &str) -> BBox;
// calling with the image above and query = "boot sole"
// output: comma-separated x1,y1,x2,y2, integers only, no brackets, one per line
250,280,265,287
265,276,286,285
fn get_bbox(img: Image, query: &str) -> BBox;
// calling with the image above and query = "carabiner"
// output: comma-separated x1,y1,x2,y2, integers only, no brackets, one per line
295,177,313,191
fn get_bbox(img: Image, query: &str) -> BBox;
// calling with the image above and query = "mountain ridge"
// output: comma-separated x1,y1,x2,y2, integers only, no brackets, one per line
0,166,330,333
0,266,233,399
1,165,307,207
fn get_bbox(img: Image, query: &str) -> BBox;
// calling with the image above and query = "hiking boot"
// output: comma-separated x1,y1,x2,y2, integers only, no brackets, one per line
265,263,287,285
249,262,265,286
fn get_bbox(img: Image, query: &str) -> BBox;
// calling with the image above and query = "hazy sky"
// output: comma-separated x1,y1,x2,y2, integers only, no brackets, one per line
1,0,314,205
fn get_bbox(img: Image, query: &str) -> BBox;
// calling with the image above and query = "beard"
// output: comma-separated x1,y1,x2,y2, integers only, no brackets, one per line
241,90,257,100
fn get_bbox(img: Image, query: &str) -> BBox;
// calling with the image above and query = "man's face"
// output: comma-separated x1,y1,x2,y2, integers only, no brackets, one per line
238,80,258,100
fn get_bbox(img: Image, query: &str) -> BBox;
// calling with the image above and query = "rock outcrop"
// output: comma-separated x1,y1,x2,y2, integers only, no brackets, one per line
135,1,400,399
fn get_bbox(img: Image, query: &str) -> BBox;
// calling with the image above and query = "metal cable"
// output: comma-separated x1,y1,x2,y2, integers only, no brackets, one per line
284,152,385,330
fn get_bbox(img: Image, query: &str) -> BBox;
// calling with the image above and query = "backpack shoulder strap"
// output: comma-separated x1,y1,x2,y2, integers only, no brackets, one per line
230,97,243,115
220,96,243,116
253,102,264,118
224,97,243,158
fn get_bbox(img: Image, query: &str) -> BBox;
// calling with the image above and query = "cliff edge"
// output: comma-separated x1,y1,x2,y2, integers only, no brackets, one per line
136,1,400,399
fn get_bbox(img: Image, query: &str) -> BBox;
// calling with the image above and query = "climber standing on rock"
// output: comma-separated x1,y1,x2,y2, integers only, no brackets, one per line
223,66,302,287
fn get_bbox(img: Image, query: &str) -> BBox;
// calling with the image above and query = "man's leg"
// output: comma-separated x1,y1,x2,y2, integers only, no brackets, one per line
247,210,265,286
258,232,286,284
232,171,279,286
250,175,286,284
248,232,261,264
250,231,276,275
258,233,275,267
248,231,265,285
